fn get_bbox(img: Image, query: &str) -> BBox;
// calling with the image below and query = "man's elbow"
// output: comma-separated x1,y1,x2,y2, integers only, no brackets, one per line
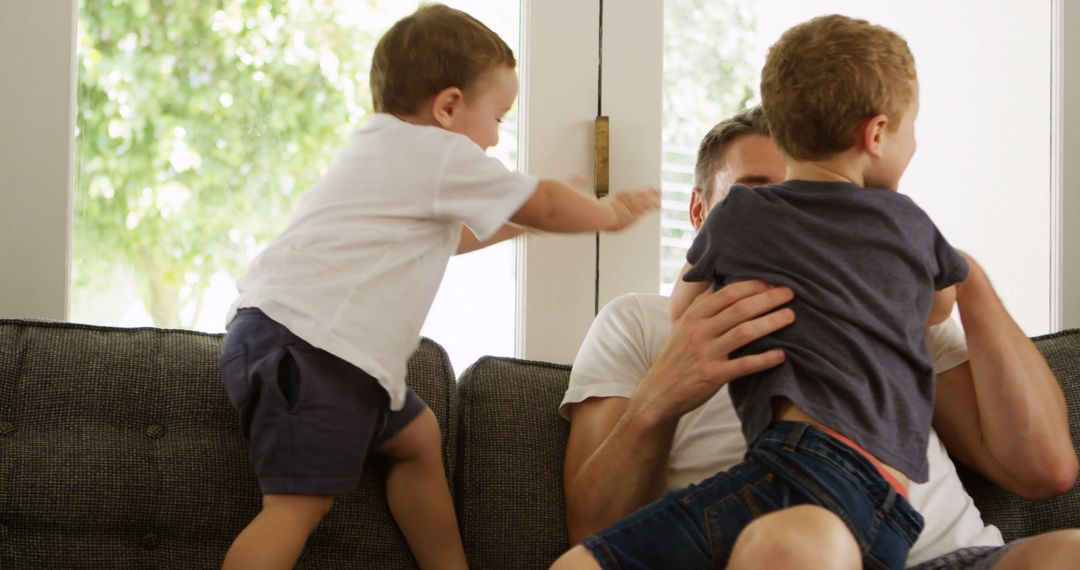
1016,453,1079,500
1040,454,1079,498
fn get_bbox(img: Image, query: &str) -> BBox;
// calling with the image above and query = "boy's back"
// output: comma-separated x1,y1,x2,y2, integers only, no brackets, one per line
232,112,536,408
685,180,967,482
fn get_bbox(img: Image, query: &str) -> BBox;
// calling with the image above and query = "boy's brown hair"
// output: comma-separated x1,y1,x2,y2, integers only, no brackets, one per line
370,4,516,116
760,14,916,161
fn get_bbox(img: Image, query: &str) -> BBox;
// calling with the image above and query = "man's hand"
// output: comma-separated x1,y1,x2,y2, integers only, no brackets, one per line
628,281,794,425
563,280,795,543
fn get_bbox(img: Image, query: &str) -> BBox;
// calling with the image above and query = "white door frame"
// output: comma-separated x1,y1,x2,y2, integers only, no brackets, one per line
518,0,662,363
0,0,77,321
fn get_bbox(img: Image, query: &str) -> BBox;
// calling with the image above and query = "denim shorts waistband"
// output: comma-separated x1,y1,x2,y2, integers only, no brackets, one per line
751,421,918,523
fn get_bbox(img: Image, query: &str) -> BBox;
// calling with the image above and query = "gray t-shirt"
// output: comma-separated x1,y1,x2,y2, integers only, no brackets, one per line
684,180,968,482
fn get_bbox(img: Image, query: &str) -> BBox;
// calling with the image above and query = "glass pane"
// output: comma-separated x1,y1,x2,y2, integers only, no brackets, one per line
661,0,760,294
73,0,520,374
661,1,1051,335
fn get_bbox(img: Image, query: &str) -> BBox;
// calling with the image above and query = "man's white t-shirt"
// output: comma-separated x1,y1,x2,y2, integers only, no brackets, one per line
229,113,538,410
560,292,1004,567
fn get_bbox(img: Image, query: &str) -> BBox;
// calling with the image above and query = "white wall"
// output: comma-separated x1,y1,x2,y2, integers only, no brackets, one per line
0,0,77,320
754,0,1055,335
1065,0,1080,329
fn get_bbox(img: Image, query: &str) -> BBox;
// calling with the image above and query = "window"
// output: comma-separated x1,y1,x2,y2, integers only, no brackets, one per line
661,0,1056,335
72,0,520,372
660,0,758,294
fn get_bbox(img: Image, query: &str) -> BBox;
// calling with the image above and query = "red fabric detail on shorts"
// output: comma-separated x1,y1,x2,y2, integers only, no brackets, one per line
818,426,909,500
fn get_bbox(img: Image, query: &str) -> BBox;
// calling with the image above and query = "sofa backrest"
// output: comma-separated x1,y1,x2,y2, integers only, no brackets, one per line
0,320,457,570
2,318,1078,569
454,356,572,570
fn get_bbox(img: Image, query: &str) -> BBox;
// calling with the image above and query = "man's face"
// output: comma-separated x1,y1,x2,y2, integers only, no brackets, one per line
689,134,786,231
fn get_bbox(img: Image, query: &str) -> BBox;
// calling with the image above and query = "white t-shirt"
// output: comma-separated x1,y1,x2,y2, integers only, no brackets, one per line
229,113,538,410
560,293,1004,567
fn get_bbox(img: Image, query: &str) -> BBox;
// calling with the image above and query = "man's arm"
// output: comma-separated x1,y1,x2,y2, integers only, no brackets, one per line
669,262,710,322
932,254,1078,499
563,282,794,544
564,396,675,544
928,285,956,326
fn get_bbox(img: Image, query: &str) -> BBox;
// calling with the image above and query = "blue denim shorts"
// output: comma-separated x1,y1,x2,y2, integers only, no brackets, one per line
583,421,924,570
220,308,426,495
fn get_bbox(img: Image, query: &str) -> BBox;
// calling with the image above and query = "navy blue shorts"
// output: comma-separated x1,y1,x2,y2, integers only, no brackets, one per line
219,308,427,495
584,421,924,570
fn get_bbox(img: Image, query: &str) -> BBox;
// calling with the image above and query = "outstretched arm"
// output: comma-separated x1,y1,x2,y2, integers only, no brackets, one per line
932,253,1078,499
455,224,526,255
564,282,794,544
509,180,659,233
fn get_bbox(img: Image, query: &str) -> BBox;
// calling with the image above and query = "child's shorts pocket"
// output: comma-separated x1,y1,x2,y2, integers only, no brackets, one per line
219,344,256,436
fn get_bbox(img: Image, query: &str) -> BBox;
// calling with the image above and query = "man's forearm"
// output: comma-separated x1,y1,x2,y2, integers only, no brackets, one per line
565,405,677,545
956,259,1078,496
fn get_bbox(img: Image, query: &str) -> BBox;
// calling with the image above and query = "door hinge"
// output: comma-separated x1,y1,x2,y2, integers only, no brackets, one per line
594,115,609,198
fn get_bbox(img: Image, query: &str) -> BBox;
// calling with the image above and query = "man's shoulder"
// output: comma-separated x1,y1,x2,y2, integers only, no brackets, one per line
603,292,666,313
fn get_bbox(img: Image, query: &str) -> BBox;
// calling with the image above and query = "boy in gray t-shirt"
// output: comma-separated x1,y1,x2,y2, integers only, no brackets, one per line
567,15,964,570
666,14,966,569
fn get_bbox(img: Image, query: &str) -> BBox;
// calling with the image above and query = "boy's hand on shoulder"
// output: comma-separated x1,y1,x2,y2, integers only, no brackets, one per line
605,187,661,232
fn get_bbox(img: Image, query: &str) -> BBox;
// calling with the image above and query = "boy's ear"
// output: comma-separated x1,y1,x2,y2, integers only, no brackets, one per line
431,86,465,128
861,114,890,160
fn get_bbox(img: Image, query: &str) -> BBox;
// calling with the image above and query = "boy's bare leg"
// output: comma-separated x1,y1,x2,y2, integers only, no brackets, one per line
222,494,333,570
549,545,602,570
376,407,468,570
727,505,860,570
993,529,1080,569
548,505,860,569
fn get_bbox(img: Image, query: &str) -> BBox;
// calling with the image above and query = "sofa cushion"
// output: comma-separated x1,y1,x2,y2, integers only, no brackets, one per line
955,328,1080,542
0,319,456,569
455,356,572,570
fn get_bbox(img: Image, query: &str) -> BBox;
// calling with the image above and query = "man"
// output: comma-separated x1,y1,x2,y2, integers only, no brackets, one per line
558,107,1079,568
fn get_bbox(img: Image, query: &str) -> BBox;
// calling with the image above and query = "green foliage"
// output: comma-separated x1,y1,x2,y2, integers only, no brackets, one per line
663,0,757,147
661,0,757,287
73,0,380,327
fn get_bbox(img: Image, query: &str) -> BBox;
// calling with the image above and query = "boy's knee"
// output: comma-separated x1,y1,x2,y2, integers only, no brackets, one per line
1004,529,1080,569
263,494,334,522
378,407,442,461
730,506,859,570
550,545,602,570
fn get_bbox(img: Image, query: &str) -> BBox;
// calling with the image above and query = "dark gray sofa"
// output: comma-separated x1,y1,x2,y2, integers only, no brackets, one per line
0,319,1077,569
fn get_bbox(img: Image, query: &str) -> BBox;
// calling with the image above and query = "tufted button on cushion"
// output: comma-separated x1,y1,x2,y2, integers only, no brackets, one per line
0,421,14,436
142,532,159,549
144,425,164,439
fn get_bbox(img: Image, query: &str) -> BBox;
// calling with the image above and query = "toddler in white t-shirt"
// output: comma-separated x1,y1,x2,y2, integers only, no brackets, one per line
218,4,659,569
